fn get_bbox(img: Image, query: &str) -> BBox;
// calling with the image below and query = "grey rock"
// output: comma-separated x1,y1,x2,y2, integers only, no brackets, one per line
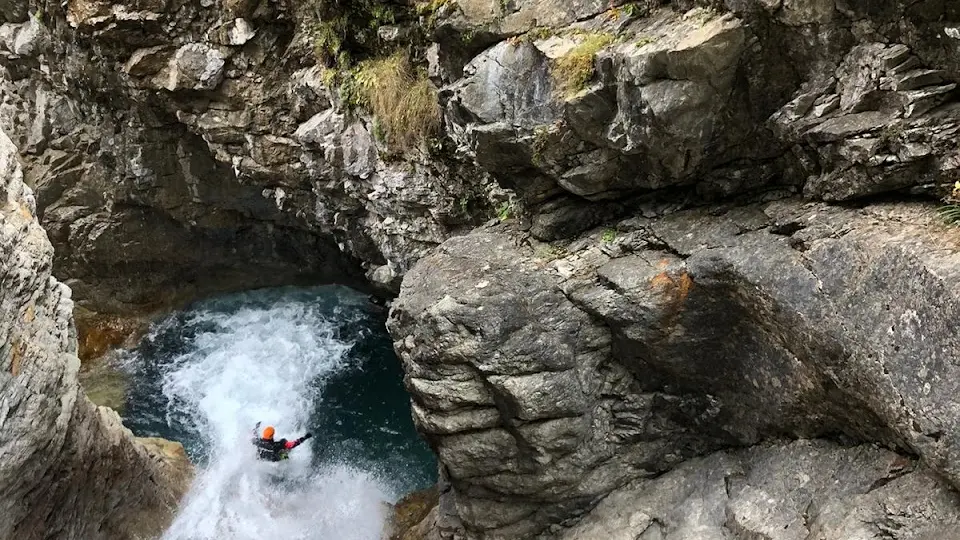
772,41,960,201
0,16,46,58
214,18,257,46
156,43,228,91
413,402,502,435
433,0,631,38
487,371,588,421
294,109,345,148
123,46,174,77
444,8,755,234
560,440,960,540
0,0,28,23
0,129,191,540
390,200,960,537
377,24,407,42
778,0,835,26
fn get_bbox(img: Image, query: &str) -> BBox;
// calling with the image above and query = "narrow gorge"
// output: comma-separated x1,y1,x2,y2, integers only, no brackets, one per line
4,0,960,539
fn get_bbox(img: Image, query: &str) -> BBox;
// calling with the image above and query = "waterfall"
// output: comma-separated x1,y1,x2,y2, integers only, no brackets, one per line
116,286,434,540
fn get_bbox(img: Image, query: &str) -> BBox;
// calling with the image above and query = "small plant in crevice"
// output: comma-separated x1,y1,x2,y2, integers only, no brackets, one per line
938,181,960,226
461,27,478,44
877,123,905,149
605,2,645,21
531,125,552,166
527,26,555,42
938,204,960,225
601,228,617,243
496,202,513,221
303,0,400,65
533,243,567,261
415,0,452,31
635,35,657,48
551,32,614,99
621,2,645,18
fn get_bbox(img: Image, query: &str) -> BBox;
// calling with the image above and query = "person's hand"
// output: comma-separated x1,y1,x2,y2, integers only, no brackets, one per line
303,433,313,440
255,421,261,429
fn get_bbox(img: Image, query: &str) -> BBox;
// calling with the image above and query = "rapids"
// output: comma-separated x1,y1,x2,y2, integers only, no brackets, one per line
117,286,435,540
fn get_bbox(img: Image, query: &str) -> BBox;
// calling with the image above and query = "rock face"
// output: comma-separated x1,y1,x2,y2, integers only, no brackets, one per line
561,440,960,540
5,0,960,538
2,0,959,310
438,0,960,237
1,0,502,322
389,199,960,538
0,129,190,538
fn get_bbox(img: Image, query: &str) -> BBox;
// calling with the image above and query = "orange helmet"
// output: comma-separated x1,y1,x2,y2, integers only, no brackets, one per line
262,426,275,440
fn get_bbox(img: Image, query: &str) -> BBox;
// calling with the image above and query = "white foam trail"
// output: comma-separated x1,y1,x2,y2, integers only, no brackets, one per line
158,299,391,540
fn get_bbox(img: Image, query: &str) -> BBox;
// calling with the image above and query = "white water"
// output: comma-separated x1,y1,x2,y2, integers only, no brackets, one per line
153,298,393,540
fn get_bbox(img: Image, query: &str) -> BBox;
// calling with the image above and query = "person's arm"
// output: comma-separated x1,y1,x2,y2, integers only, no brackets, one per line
284,433,313,450
253,422,261,440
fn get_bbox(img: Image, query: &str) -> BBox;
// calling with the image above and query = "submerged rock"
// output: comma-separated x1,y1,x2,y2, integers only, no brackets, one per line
384,487,440,540
79,361,130,413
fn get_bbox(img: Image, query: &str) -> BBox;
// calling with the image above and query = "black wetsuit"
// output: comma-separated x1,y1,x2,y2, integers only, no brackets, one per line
252,424,311,461
254,438,294,462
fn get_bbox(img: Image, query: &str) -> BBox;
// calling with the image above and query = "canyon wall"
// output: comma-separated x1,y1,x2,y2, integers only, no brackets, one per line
5,0,960,538
0,128,190,539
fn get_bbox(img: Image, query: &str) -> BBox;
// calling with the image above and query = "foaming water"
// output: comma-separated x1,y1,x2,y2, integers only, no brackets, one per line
117,286,435,540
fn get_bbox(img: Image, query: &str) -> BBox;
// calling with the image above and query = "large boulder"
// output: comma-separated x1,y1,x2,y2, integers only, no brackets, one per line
0,129,191,539
562,439,960,540
388,199,960,537
444,8,757,211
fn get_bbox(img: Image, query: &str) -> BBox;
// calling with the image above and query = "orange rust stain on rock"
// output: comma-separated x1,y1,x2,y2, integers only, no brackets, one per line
650,270,695,305
650,271,674,289
77,313,147,363
676,272,694,303
18,204,33,220
10,338,24,377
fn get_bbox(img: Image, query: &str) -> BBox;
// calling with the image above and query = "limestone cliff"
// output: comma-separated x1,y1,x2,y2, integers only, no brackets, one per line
0,129,190,539
4,0,960,538
4,0,960,316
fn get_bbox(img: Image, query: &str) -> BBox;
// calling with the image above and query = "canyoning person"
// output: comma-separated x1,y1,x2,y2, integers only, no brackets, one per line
252,421,312,462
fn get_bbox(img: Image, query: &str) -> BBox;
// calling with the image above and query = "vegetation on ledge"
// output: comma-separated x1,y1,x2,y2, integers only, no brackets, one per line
353,52,441,152
551,32,614,98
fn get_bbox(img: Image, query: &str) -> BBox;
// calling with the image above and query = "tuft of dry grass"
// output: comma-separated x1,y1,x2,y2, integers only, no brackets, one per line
355,53,441,152
551,33,614,99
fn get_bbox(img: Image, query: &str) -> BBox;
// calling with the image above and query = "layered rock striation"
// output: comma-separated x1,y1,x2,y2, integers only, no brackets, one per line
0,129,190,539
3,0,960,311
389,199,960,538
4,0,960,538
